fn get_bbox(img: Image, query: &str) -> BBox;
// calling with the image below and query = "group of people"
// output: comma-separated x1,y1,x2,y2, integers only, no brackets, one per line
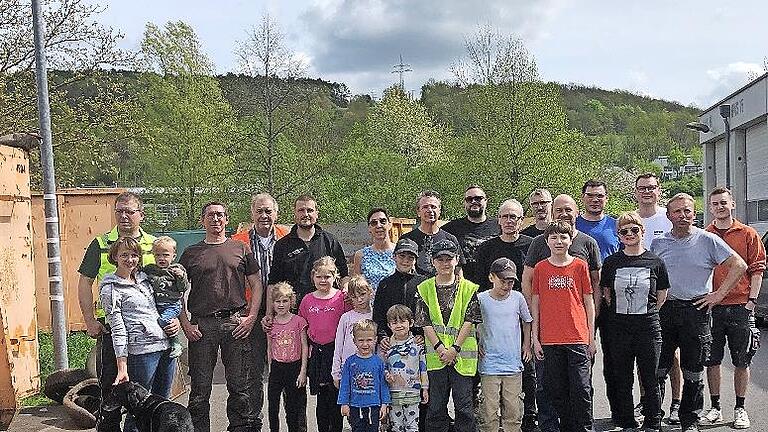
75,172,765,432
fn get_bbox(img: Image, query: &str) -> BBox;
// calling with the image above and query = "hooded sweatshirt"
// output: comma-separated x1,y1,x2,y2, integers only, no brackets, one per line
99,272,170,358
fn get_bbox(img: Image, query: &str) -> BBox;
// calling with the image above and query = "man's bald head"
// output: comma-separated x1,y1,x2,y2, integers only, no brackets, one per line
552,194,579,226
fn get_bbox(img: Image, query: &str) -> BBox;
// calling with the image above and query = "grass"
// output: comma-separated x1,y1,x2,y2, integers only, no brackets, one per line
21,331,96,407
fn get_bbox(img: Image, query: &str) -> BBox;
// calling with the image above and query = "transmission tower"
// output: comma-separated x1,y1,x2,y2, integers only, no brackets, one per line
391,54,412,91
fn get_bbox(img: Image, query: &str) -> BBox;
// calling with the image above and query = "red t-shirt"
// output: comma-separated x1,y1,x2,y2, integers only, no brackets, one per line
532,258,593,345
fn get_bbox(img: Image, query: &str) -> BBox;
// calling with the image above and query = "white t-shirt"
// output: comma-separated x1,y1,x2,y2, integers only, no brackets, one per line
642,207,672,248
477,290,532,375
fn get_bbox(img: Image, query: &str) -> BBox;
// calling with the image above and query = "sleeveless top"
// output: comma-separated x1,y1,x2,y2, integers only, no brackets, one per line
360,246,395,291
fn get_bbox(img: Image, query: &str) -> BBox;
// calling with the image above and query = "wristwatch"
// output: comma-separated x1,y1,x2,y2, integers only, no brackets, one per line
452,344,462,353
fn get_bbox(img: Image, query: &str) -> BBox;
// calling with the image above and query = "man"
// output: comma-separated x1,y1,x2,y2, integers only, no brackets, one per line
521,194,602,432
701,187,765,429
180,202,263,432
474,198,536,431
651,193,747,432
268,194,349,309
401,190,464,277
77,191,167,432
575,179,620,423
521,188,553,238
634,172,681,423
442,185,500,285
232,193,289,431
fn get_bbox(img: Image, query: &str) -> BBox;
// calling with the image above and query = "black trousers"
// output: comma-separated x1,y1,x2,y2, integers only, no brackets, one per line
657,300,712,429
96,330,120,432
248,317,269,430
316,384,343,432
268,360,307,432
598,314,620,419
542,344,593,432
522,358,536,419
608,314,663,428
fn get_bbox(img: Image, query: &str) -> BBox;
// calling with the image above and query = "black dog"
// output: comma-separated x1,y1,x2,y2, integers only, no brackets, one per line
104,381,193,432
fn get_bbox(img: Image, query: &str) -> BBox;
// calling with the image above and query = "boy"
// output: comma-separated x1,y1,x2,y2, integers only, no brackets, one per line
531,222,596,432
143,236,189,358
385,305,429,432
478,258,532,432
338,319,391,432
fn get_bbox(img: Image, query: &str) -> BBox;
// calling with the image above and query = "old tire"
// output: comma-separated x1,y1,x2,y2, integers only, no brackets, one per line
43,368,93,404
62,378,100,429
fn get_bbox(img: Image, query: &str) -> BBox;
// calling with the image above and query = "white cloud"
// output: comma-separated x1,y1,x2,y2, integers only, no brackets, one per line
696,62,764,107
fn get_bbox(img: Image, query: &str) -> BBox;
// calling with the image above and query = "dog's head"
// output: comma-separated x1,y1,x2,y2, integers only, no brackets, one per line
103,381,150,413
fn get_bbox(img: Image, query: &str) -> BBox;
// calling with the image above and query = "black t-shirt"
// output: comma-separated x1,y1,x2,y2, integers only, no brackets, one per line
474,235,534,292
600,250,670,316
524,232,602,271
401,228,464,277
442,217,501,284
520,224,545,239
372,270,427,339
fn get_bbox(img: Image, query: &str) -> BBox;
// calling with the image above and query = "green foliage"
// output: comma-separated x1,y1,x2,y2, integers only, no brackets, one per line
663,175,704,197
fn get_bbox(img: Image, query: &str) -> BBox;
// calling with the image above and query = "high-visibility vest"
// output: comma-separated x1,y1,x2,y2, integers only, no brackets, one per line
418,277,479,376
94,226,156,318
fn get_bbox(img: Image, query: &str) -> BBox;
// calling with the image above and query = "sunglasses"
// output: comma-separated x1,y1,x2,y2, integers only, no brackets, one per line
619,226,641,236
368,218,389,226
464,196,486,203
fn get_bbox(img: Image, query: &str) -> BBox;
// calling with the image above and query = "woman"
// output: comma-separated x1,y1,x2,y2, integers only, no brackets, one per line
600,211,670,432
352,208,395,296
99,237,176,432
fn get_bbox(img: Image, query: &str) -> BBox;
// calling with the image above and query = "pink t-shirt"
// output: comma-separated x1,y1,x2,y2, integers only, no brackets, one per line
269,314,308,363
331,309,373,380
298,289,351,345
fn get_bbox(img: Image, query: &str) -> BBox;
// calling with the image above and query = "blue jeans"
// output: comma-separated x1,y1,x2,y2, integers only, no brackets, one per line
123,349,177,432
427,366,475,432
534,359,560,432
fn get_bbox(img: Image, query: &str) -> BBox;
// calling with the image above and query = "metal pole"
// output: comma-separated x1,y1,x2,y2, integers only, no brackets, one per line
724,117,731,188
31,0,69,369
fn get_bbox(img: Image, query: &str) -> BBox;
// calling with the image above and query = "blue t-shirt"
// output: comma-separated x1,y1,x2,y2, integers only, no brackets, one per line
576,215,621,261
338,354,392,408
477,290,532,375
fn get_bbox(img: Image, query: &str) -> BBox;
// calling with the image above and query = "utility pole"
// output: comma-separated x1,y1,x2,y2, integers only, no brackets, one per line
391,54,412,91
32,0,69,369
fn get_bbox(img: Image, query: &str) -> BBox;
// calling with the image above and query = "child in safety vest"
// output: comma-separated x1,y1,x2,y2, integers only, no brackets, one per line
413,239,481,432
477,258,532,432
531,221,596,432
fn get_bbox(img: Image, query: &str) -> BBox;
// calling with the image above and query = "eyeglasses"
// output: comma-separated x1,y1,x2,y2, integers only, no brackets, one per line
584,192,606,199
368,218,389,226
618,226,641,236
530,200,551,207
499,214,522,221
206,211,227,220
115,208,140,216
464,196,486,203
636,185,658,192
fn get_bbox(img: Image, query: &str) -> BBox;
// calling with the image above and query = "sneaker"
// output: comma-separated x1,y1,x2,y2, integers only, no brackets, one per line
668,403,680,425
702,407,723,423
733,407,751,429
634,402,644,417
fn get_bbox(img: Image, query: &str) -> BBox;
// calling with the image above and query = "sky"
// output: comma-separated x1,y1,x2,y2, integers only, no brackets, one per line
97,0,768,108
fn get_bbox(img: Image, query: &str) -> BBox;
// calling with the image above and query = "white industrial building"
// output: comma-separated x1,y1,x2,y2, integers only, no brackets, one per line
696,73,768,235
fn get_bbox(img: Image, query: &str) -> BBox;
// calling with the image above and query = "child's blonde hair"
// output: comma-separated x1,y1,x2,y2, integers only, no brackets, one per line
352,319,377,339
311,256,339,276
386,304,413,324
271,282,296,308
152,235,177,252
347,275,372,297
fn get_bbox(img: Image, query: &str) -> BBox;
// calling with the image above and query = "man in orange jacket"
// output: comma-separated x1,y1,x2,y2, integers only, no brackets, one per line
232,193,289,431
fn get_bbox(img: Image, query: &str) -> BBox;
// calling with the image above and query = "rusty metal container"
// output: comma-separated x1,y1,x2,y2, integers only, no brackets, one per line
0,144,40,414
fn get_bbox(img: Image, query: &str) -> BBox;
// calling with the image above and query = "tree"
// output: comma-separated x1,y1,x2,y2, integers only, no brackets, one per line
667,145,687,176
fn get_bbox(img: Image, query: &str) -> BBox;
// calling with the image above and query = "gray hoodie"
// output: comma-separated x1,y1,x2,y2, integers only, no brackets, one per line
99,272,171,358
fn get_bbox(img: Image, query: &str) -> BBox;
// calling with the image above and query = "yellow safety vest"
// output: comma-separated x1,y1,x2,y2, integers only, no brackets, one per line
94,226,156,318
418,277,479,376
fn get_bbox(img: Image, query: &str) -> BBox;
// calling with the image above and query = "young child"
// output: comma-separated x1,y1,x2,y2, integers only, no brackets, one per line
384,304,428,432
267,282,309,432
338,319,391,432
332,276,373,387
299,256,351,432
477,258,532,432
143,236,189,358
531,221,596,432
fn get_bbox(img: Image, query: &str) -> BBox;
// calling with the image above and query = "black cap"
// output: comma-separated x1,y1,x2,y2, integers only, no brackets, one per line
394,238,418,256
431,239,458,258
490,257,518,280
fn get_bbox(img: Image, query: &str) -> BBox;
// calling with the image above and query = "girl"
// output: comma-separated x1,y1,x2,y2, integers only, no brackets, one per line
99,237,175,432
267,282,309,432
331,275,374,387
299,256,351,432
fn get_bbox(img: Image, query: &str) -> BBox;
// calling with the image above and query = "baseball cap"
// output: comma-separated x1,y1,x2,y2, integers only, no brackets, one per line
431,239,458,258
394,238,418,256
490,257,518,280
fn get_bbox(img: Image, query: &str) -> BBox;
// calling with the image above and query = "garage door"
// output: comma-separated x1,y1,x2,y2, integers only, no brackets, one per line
747,122,768,201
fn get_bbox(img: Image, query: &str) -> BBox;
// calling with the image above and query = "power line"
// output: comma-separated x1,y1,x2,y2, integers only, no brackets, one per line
391,54,412,90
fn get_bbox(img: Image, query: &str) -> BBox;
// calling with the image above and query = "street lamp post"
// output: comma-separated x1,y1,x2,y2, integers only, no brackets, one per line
719,104,732,188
